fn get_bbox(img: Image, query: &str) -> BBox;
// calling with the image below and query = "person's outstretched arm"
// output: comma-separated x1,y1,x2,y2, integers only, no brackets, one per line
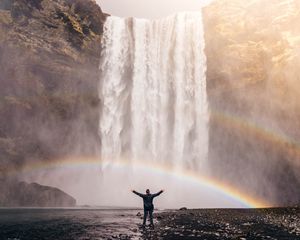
132,190,144,198
153,190,164,197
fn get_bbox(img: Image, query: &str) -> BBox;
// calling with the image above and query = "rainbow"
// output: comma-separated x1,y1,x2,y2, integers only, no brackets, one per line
211,110,300,163
8,157,270,208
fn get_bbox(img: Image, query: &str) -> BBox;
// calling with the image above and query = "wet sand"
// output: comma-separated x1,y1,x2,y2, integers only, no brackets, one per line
0,208,299,239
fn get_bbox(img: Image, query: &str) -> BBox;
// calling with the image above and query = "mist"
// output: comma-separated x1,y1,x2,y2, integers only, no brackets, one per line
98,0,214,19
204,0,300,205
0,0,105,205
1,0,300,208
21,159,251,208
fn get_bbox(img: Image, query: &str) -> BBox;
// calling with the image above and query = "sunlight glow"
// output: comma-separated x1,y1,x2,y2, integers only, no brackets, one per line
98,0,214,19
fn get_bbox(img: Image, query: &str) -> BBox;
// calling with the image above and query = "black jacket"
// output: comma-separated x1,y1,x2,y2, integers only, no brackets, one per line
133,190,163,210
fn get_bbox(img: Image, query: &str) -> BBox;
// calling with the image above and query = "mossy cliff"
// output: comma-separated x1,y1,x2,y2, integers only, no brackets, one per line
0,0,106,173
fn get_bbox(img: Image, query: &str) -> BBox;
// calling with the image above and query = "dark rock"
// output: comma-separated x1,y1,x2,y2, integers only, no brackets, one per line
79,204,91,208
66,0,106,35
151,209,300,239
0,0,12,10
179,207,188,211
0,181,76,207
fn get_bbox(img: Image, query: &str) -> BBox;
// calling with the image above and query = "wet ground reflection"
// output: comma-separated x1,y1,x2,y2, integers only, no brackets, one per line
0,208,299,240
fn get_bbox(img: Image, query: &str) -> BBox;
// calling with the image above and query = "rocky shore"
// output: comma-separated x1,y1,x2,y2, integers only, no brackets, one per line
142,208,300,239
0,208,299,239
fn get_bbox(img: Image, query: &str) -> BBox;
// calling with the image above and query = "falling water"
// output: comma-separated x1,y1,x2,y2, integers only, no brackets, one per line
99,12,208,171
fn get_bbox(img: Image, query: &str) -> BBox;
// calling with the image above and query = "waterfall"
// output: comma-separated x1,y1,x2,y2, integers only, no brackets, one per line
99,12,208,171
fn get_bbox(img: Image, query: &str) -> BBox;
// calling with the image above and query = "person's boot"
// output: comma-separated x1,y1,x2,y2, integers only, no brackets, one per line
150,219,154,228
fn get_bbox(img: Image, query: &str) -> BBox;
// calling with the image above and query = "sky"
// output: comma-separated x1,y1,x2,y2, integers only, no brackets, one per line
97,0,214,19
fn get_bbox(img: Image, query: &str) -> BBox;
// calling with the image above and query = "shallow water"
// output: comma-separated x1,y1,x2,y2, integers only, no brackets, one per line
1,208,299,240
0,208,145,240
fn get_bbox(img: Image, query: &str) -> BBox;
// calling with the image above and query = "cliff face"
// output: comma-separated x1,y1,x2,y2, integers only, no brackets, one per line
0,0,300,206
0,181,76,207
204,0,300,205
0,0,106,173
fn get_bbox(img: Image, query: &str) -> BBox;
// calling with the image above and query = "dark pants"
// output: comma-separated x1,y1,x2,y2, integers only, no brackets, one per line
143,209,153,225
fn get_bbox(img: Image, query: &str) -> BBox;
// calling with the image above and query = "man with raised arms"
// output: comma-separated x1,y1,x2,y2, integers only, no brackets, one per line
132,189,164,227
